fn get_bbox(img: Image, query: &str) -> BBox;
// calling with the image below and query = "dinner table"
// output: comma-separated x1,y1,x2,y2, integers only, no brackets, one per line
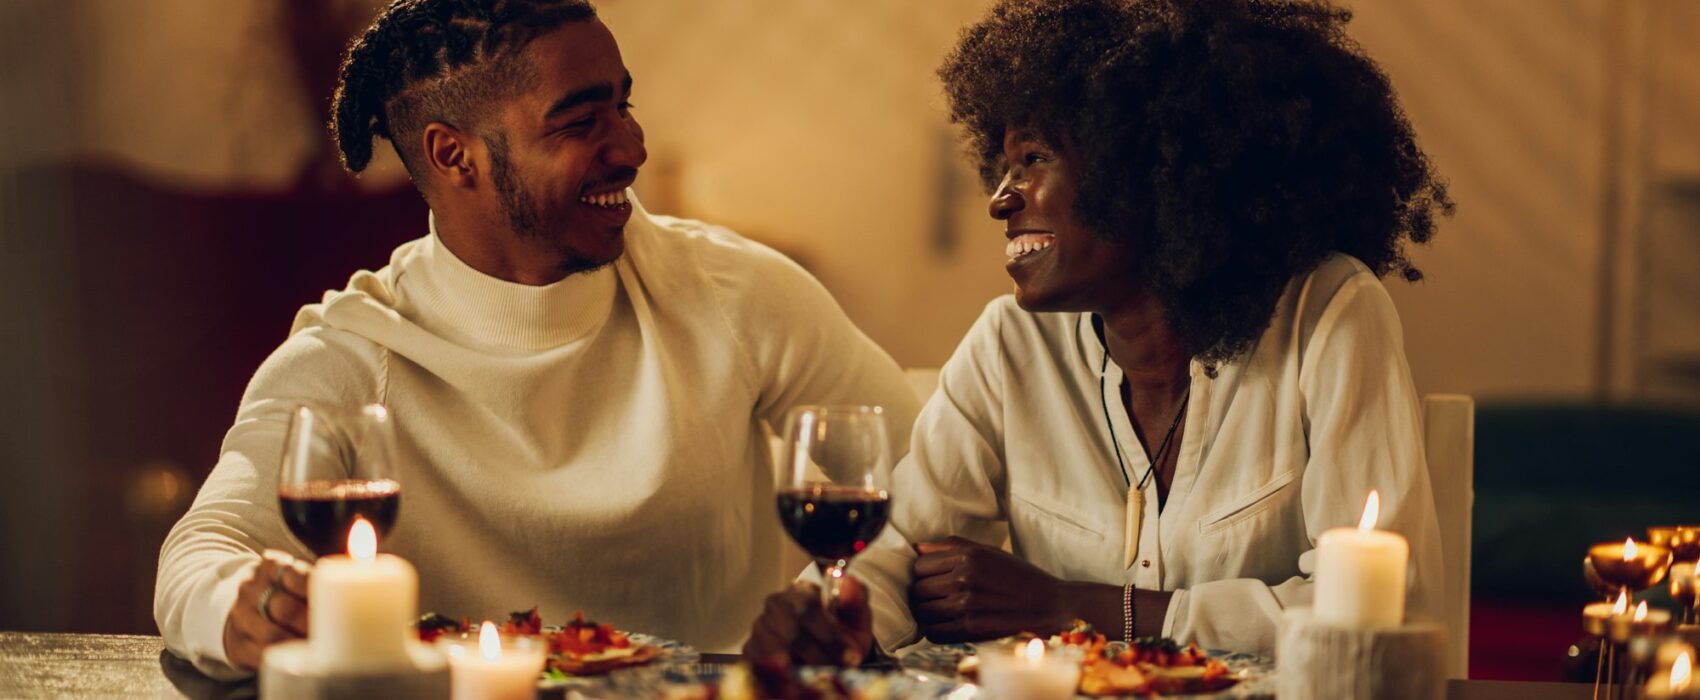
0,630,1593,699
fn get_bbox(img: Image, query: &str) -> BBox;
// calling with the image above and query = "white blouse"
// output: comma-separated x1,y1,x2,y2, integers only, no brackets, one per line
853,254,1444,656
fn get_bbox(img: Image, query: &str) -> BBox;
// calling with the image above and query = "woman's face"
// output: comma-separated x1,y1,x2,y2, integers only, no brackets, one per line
992,130,1136,313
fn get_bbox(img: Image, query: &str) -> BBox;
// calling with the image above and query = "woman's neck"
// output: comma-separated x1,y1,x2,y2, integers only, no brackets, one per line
1099,294,1191,395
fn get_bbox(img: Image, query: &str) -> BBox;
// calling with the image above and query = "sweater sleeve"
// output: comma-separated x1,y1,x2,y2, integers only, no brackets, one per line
1164,272,1444,654
851,300,1012,651
694,228,921,480
153,325,382,678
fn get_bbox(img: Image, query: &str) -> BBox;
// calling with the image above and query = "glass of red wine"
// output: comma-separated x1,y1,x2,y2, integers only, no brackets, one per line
777,405,893,603
277,403,401,558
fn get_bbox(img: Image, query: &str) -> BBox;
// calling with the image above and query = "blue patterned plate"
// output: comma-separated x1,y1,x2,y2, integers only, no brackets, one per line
534,631,699,692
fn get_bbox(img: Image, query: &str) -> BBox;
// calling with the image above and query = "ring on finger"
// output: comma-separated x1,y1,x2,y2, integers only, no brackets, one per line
257,566,287,625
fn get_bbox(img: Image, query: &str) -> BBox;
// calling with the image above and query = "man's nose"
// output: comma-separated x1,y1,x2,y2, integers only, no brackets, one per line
988,178,1024,220
605,119,647,169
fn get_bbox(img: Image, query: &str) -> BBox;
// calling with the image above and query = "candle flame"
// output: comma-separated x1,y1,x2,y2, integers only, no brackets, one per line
1625,538,1638,560
1023,638,1045,661
1357,491,1380,532
479,621,501,662
1613,591,1628,615
347,516,377,561
1672,651,1691,692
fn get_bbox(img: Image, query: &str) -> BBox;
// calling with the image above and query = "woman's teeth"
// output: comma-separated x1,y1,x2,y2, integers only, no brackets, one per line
1005,233,1056,260
580,190,629,208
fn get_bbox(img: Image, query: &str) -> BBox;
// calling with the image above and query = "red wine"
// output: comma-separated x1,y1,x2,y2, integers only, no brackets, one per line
776,485,890,564
278,479,401,557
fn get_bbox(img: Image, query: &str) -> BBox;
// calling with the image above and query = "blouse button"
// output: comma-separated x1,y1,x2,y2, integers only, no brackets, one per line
1141,559,1151,568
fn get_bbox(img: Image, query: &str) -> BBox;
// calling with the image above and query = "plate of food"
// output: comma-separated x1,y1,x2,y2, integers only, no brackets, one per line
416,607,697,688
649,663,964,700
899,621,1272,698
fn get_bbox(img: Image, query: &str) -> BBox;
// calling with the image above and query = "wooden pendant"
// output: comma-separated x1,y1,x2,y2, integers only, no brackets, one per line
1124,485,1144,569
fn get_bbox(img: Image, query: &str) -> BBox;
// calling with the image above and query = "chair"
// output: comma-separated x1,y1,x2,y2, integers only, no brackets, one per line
1423,394,1475,679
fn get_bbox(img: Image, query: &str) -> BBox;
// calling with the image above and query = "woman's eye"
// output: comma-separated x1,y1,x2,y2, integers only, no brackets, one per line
1023,152,1047,166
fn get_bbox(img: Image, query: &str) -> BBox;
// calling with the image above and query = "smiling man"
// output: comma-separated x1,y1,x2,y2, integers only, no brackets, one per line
153,0,918,677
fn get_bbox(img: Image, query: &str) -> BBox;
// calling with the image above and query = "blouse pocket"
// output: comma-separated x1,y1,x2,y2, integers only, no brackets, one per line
1009,491,1106,542
1196,468,1299,536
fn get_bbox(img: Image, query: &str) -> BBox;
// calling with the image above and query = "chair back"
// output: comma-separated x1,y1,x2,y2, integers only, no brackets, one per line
1423,394,1475,679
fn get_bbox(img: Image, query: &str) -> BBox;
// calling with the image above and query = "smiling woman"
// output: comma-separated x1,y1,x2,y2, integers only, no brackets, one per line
744,0,1453,668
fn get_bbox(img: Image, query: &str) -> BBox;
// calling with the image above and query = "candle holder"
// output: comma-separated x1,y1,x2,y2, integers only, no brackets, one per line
974,639,1083,700
1648,526,1700,563
436,625,548,700
1586,597,1628,700
261,639,449,700
1276,608,1447,700
1672,564,1699,627
1590,540,1675,596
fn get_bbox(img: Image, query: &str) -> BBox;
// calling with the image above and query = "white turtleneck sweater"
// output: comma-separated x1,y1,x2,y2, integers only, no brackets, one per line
154,196,920,678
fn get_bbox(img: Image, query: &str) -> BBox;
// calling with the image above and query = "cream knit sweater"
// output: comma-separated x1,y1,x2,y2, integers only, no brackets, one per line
154,196,919,677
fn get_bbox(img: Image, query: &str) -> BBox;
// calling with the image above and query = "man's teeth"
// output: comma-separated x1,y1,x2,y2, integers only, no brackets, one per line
1005,233,1056,259
579,190,629,208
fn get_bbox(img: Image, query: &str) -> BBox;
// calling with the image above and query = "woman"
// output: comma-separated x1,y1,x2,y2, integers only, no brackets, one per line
745,0,1453,665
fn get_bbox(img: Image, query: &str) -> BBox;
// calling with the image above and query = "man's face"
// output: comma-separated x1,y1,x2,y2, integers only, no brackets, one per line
486,19,646,275
992,129,1135,313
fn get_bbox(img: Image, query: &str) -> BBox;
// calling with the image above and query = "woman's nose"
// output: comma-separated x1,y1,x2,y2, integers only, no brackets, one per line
989,181,1024,220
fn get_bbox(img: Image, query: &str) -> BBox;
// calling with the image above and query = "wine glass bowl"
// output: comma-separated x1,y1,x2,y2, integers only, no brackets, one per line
278,403,402,558
777,405,893,601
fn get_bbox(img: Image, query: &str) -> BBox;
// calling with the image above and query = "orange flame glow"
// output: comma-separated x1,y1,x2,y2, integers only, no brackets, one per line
347,516,376,561
1357,491,1381,532
1672,651,1691,692
1613,591,1628,616
1023,638,1046,662
1634,601,1648,622
1625,538,1638,560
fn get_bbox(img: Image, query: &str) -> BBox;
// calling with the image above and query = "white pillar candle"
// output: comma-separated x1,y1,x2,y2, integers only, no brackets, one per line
1315,491,1409,629
309,517,417,671
978,639,1081,700
439,622,547,700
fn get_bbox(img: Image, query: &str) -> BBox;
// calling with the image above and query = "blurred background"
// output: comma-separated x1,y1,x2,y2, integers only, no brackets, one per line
2,0,1697,682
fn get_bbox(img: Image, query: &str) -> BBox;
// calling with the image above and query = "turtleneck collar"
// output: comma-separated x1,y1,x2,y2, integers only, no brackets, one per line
406,209,621,352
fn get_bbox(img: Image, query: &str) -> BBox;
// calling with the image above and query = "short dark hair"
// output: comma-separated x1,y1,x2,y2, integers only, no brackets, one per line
940,0,1454,365
330,0,597,179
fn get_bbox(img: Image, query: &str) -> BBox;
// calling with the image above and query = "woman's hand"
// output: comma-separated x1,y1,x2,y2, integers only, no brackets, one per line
743,576,876,668
223,554,311,670
909,537,1076,643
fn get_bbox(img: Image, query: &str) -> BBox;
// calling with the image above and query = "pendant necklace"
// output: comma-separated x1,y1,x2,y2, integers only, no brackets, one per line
1100,349,1189,569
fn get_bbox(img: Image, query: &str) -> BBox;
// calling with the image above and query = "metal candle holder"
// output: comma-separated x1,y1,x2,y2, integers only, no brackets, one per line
1587,540,1675,700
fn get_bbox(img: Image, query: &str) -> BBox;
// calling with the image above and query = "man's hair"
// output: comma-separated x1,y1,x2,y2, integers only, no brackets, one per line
940,0,1454,365
330,0,598,179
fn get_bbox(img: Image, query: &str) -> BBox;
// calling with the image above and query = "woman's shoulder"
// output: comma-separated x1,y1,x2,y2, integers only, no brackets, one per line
1286,253,1397,339
953,296,1092,368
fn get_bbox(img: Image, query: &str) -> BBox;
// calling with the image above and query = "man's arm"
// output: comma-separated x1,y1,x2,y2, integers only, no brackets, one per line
154,327,380,677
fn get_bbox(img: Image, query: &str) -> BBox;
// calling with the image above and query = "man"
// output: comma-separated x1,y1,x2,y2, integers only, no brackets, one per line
155,0,918,677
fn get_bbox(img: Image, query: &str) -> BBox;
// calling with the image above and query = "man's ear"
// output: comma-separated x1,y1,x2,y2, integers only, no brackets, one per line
421,122,481,190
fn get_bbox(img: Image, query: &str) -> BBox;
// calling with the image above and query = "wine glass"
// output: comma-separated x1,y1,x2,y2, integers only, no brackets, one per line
777,405,893,603
277,403,402,558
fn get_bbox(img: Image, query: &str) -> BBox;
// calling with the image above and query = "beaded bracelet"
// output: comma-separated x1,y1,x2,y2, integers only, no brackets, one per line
1122,582,1135,641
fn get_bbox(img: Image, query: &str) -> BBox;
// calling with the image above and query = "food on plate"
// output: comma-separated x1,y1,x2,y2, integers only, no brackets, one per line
414,607,662,676
661,664,891,700
957,620,1236,696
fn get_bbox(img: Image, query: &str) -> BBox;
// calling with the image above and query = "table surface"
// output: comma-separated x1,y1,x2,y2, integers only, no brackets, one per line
0,631,1595,699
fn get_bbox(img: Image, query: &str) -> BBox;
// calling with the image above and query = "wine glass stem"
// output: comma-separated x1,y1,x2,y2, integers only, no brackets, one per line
821,561,848,606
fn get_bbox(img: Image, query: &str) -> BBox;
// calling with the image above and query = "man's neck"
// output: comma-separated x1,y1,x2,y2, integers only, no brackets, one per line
433,209,570,286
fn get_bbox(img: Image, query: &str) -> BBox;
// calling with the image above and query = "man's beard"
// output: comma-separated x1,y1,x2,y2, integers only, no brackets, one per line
487,133,617,275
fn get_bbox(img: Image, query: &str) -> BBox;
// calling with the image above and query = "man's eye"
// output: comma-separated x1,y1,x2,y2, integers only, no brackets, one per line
618,101,636,113
1023,152,1047,166
564,117,594,131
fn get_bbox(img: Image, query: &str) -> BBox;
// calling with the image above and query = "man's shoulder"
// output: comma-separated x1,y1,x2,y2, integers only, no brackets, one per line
635,212,797,272
630,211,820,303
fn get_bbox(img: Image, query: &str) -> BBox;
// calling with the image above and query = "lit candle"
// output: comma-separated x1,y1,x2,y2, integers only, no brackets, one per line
977,639,1081,700
1315,491,1409,628
1585,591,1630,636
1611,600,1674,644
438,622,547,700
309,517,418,671
1644,649,1693,700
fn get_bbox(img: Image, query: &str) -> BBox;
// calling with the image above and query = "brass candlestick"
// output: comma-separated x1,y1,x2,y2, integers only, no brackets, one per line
1648,526,1700,563
1588,540,1675,700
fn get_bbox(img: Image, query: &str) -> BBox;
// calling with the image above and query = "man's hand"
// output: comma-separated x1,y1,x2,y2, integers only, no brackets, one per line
743,576,876,669
223,554,311,670
909,537,1075,643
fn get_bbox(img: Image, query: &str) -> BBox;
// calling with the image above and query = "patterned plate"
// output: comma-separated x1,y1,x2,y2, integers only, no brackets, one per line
535,631,699,692
613,664,965,700
897,641,1274,699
